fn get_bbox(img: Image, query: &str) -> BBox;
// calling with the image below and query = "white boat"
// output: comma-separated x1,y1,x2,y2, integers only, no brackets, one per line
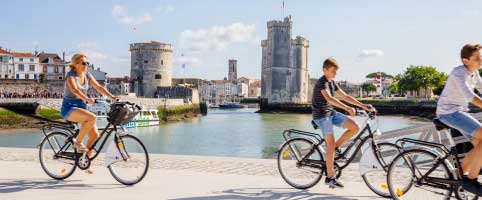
87,100,159,128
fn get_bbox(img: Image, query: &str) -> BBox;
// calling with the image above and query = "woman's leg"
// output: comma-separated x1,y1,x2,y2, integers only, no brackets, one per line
66,108,97,149
86,125,100,149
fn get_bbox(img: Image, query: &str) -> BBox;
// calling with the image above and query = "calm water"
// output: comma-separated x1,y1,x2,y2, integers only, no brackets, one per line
0,108,424,158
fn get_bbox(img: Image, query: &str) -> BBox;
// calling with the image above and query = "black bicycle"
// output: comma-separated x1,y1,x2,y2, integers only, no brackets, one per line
386,118,478,200
38,100,149,185
277,109,401,198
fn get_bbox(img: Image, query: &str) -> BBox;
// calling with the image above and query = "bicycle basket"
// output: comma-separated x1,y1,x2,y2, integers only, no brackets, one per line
107,102,141,126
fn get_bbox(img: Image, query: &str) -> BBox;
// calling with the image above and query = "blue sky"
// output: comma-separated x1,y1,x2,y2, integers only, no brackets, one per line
2,0,482,82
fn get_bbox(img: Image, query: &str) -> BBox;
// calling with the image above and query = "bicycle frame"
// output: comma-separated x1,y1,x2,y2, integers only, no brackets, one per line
395,138,465,190
41,121,128,163
282,116,390,172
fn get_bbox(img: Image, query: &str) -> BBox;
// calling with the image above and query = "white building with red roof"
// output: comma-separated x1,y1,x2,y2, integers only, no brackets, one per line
0,47,15,79
10,51,40,80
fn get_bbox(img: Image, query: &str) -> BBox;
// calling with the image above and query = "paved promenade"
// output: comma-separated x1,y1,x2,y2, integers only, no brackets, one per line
0,147,386,200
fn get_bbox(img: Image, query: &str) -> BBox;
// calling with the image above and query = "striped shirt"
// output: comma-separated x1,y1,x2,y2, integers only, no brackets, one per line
312,76,339,119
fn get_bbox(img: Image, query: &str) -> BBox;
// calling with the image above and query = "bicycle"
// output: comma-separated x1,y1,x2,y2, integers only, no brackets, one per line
277,109,401,198
386,118,479,200
38,100,149,185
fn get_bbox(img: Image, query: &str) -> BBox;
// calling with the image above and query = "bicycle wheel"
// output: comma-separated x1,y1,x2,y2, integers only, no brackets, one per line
278,138,323,189
455,183,479,200
362,142,400,198
387,149,453,200
39,132,77,180
108,135,149,185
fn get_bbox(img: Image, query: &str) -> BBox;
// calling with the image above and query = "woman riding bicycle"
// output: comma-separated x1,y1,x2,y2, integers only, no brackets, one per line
60,54,117,169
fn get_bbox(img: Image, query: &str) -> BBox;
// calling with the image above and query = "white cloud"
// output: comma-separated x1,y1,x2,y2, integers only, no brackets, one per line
179,23,256,51
112,5,152,26
357,49,384,61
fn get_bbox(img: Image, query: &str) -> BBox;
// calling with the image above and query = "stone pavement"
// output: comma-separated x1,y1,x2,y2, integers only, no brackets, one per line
0,147,387,200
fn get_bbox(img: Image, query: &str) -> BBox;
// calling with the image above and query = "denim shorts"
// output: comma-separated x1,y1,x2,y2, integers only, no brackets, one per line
438,111,482,140
313,111,349,136
60,98,87,119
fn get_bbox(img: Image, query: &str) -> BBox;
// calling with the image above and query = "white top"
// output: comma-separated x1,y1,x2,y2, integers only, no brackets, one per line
436,65,482,115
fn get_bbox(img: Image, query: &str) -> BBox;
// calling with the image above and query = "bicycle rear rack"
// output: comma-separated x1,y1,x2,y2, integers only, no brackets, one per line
396,137,450,154
283,129,324,144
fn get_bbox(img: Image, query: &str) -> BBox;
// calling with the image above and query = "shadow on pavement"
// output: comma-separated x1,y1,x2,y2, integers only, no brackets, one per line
0,179,126,193
170,187,382,200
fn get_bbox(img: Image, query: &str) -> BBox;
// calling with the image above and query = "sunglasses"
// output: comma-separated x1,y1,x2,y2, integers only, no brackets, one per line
81,61,90,66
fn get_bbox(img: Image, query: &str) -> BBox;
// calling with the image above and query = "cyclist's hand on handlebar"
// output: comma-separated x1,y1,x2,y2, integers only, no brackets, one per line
361,104,375,112
346,107,356,116
365,104,377,113
86,98,95,105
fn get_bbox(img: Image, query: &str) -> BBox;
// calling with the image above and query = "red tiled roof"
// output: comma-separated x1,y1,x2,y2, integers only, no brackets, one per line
10,52,34,57
0,49,10,54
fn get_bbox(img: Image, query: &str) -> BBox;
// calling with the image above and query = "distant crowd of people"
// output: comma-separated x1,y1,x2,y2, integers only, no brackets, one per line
0,83,101,99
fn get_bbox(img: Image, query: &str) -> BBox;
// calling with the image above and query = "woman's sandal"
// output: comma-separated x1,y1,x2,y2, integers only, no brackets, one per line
74,142,88,153
87,149,96,158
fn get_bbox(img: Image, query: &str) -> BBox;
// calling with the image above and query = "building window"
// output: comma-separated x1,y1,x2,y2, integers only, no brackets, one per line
155,74,162,79
29,65,35,71
19,64,24,71
47,66,54,73
4,75,7,79
30,58,34,62
25,74,29,79
161,60,163,65
19,58,23,62
144,60,148,64
0,56,3,62
59,77,63,80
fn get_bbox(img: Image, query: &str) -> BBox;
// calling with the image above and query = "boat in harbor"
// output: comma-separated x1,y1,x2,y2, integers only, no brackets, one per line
218,102,244,108
87,100,159,128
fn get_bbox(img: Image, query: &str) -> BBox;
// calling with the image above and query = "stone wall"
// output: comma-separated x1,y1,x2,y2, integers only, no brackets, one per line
0,95,197,111
0,98,62,110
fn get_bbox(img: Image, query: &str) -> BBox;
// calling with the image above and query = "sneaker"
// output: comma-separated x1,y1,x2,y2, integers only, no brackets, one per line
462,177,482,196
325,177,344,188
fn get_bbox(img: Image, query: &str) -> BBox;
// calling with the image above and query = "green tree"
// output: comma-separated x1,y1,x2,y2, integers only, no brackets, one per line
365,72,394,79
397,65,447,98
387,82,400,96
361,83,376,96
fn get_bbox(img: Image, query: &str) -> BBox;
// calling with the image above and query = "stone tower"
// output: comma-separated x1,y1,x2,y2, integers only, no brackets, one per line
261,16,309,103
291,36,310,103
228,59,237,82
130,41,173,97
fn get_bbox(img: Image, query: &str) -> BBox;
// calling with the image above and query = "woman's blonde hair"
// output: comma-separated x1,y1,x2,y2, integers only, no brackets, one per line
69,53,87,72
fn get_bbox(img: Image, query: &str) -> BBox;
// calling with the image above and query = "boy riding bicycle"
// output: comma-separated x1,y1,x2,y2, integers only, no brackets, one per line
437,43,482,195
312,57,374,188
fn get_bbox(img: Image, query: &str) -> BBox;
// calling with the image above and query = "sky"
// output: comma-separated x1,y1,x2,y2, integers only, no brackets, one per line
2,0,482,82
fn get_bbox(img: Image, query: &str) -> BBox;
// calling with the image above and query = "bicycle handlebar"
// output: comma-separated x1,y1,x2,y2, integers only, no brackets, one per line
93,99,142,110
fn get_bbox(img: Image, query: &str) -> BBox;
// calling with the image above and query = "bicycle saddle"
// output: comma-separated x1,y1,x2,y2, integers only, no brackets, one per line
433,118,451,131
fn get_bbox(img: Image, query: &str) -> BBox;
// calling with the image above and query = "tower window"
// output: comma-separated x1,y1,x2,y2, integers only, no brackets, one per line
144,60,148,64
155,74,162,79
161,60,163,65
